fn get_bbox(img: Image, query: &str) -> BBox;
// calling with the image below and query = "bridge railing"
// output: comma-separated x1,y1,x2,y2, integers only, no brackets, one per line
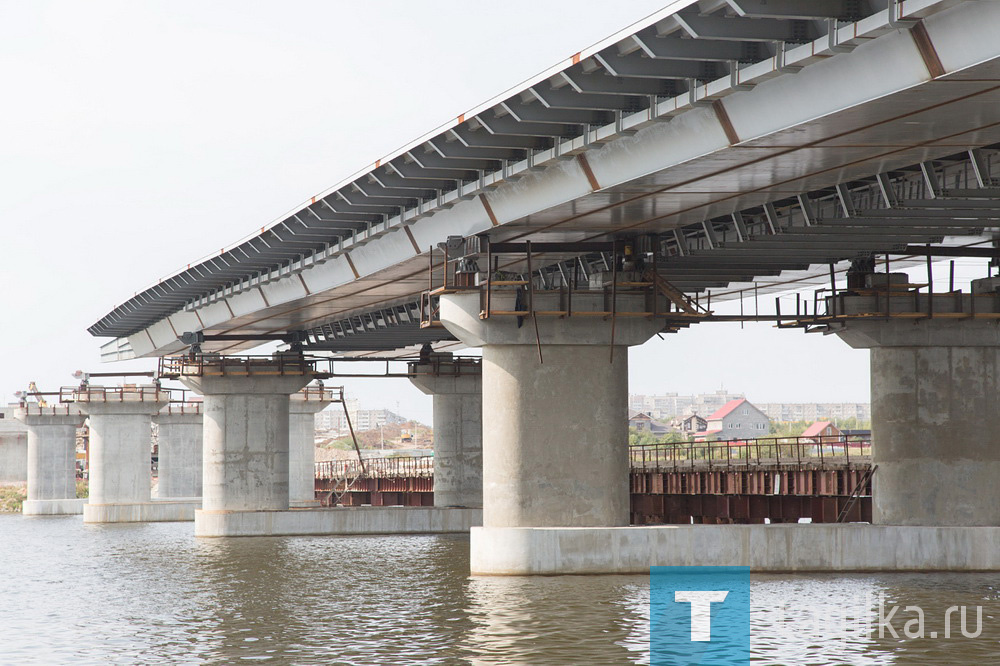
316,455,434,481
59,385,171,403
629,434,871,471
314,434,871,482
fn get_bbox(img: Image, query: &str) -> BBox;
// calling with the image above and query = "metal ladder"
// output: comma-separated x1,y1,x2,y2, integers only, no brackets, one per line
836,464,877,523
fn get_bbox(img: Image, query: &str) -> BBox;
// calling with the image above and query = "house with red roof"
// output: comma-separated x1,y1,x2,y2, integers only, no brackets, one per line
702,398,770,441
801,421,843,444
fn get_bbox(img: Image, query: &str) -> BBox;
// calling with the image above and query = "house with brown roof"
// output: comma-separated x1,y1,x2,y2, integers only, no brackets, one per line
628,410,671,435
677,413,707,434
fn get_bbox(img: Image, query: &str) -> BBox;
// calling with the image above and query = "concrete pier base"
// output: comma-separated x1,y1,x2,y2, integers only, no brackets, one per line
470,525,1000,575
195,506,482,537
83,499,201,523
76,386,170,523
23,498,87,515
179,367,313,523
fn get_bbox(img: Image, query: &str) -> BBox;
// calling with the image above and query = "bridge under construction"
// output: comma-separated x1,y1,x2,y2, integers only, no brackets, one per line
43,0,1000,573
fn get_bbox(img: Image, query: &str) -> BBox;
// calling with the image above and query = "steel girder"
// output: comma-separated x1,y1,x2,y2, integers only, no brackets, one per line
89,0,989,344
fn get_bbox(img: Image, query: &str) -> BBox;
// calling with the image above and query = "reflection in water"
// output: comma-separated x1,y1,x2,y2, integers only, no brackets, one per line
464,575,648,665
2,514,1000,664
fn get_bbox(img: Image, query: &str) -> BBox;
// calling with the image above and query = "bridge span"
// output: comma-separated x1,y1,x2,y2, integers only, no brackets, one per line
72,0,1000,574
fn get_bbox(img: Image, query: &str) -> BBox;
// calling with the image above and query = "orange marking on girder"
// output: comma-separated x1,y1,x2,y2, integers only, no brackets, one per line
345,252,361,279
577,153,601,191
712,100,740,145
403,225,421,254
911,21,946,79
479,194,499,226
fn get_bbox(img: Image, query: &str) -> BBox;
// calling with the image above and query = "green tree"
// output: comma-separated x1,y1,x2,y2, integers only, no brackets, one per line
628,427,660,446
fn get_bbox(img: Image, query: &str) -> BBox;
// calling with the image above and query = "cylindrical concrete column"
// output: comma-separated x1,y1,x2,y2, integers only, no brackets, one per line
836,297,1000,526
431,393,483,507
484,344,628,526
179,374,313,513
289,389,334,507
409,355,483,508
869,346,1000,526
81,398,166,505
153,408,203,499
15,407,86,513
439,292,662,529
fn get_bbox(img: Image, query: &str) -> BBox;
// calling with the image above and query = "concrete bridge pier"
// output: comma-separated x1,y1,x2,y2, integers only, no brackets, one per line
289,388,333,508
79,386,199,523
152,407,203,500
180,372,310,535
15,406,87,515
409,353,482,508
436,290,1000,575
835,294,1000,526
182,359,481,537
438,291,662,572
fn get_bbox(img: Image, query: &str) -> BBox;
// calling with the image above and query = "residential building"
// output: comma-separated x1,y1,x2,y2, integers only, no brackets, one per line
628,410,653,431
315,399,407,437
628,410,671,435
801,421,843,444
755,402,870,422
676,414,707,434
702,398,770,441
628,391,746,420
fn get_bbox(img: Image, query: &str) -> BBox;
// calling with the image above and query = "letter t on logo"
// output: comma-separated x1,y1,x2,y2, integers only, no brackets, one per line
674,591,730,641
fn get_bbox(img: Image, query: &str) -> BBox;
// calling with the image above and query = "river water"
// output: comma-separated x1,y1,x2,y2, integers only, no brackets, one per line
2,514,1000,664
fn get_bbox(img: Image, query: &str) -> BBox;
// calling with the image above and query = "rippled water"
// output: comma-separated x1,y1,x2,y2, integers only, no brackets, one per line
2,514,1000,664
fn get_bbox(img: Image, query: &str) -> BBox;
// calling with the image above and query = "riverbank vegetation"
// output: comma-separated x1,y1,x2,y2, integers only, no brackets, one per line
0,485,27,512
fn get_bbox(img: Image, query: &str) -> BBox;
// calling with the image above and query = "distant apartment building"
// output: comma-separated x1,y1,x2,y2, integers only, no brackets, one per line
628,390,745,420
755,402,870,422
701,399,770,441
315,399,407,436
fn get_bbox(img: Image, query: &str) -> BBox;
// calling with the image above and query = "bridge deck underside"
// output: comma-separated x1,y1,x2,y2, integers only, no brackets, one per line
186,58,1000,356
91,2,1000,358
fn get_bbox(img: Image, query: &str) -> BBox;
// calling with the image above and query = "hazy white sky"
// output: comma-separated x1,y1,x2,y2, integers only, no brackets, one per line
4,0,956,423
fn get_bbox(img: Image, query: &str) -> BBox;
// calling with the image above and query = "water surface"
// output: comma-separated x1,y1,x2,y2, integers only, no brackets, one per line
2,514,999,664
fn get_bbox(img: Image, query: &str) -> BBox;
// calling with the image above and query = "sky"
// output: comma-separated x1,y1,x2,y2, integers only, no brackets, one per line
3,0,973,423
